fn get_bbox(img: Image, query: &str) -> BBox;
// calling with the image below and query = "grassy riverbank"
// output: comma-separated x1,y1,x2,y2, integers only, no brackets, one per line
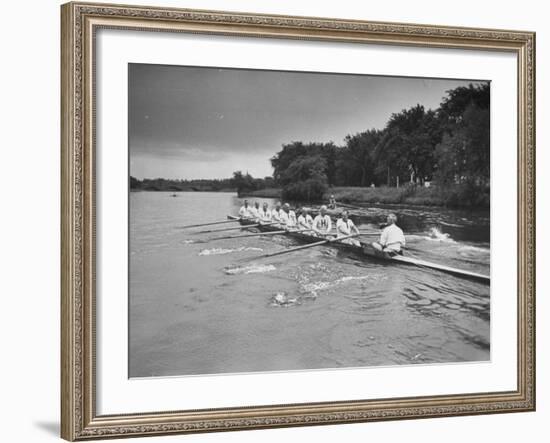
245,185,489,209
329,186,444,206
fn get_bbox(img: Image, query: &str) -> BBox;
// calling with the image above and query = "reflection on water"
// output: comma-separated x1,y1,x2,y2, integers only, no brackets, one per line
129,191,490,377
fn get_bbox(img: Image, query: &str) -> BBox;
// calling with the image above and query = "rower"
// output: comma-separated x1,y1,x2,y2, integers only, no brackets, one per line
372,213,406,255
238,199,254,219
250,201,261,219
271,202,283,223
328,194,337,209
297,208,313,231
258,202,272,223
278,204,289,227
312,205,332,237
336,211,361,246
282,203,297,229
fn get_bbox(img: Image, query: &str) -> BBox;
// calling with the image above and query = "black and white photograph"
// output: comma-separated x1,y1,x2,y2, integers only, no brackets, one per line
128,63,491,378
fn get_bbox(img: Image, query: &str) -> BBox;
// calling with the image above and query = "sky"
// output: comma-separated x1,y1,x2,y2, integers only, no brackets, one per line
129,64,481,180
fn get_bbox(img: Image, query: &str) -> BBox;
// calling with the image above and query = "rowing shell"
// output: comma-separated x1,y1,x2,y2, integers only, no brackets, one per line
227,216,490,284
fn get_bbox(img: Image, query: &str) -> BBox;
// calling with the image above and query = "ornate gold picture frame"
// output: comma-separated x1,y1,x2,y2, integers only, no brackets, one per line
61,1,535,440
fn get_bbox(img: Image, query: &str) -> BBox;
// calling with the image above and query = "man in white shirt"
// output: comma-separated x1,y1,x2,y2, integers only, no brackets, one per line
312,206,332,237
278,207,289,226
281,203,297,229
297,208,314,231
238,200,254,219
271,202,282,223
249,201,260,219
372,213,406,255
336,211,361,246
258,202,272,223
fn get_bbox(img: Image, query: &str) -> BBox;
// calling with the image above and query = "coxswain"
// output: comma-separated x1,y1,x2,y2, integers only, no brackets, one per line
372,213,406,255
336,210,361,246
312,205,332,237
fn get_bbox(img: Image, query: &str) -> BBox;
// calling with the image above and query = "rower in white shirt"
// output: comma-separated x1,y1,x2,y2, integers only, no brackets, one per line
297,208,314,231
336,210,361,246
281,203,297,229
312,205,332,237
250,201,260,219
238,200,254,219
258,202,272,223
278,209,289,226
271,202,283,223
372,213,406,255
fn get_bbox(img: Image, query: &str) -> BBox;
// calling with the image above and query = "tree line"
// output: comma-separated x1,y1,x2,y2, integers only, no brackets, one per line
130,177,235,192
130,175,276,192
270,83,490,206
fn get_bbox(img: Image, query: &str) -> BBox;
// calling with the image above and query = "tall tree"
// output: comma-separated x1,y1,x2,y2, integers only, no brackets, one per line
338,129,382,186
435,104,490,186
231,170,256,196
271,142,339,186
375,105,442,185
279,155,328,201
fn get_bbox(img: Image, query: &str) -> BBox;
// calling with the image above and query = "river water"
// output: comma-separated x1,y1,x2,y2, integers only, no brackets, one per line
129,191,490,377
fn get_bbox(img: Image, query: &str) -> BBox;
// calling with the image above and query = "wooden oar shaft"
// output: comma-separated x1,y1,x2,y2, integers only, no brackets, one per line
207,227,313,241
194,221,278,234
209,230,288,241
194,223,260,234
260,233,360,259
178,219,241,229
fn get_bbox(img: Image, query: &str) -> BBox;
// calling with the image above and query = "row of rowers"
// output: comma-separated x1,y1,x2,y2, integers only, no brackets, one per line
238,200,361,243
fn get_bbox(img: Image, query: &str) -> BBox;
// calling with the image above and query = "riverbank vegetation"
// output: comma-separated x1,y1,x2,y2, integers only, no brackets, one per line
245,183,488,208
129,174,275,193
267,83,490,208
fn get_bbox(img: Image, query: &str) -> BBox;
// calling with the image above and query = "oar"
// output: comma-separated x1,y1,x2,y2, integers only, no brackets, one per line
178,219,240,229
205,227,314,242
193,221,277,234
250,233,360,260
207,230,288,241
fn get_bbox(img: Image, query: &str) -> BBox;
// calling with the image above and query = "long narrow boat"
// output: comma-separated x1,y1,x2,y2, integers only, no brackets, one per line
227,215,490,284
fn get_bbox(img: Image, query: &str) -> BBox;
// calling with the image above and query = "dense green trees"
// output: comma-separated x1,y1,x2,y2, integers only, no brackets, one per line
268,82,490,206
129,173,275,195
129,177,236,192
279,155,328,201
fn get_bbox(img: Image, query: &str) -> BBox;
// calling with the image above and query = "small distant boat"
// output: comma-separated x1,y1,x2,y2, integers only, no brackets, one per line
170,193,178,197
228,215,490,284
